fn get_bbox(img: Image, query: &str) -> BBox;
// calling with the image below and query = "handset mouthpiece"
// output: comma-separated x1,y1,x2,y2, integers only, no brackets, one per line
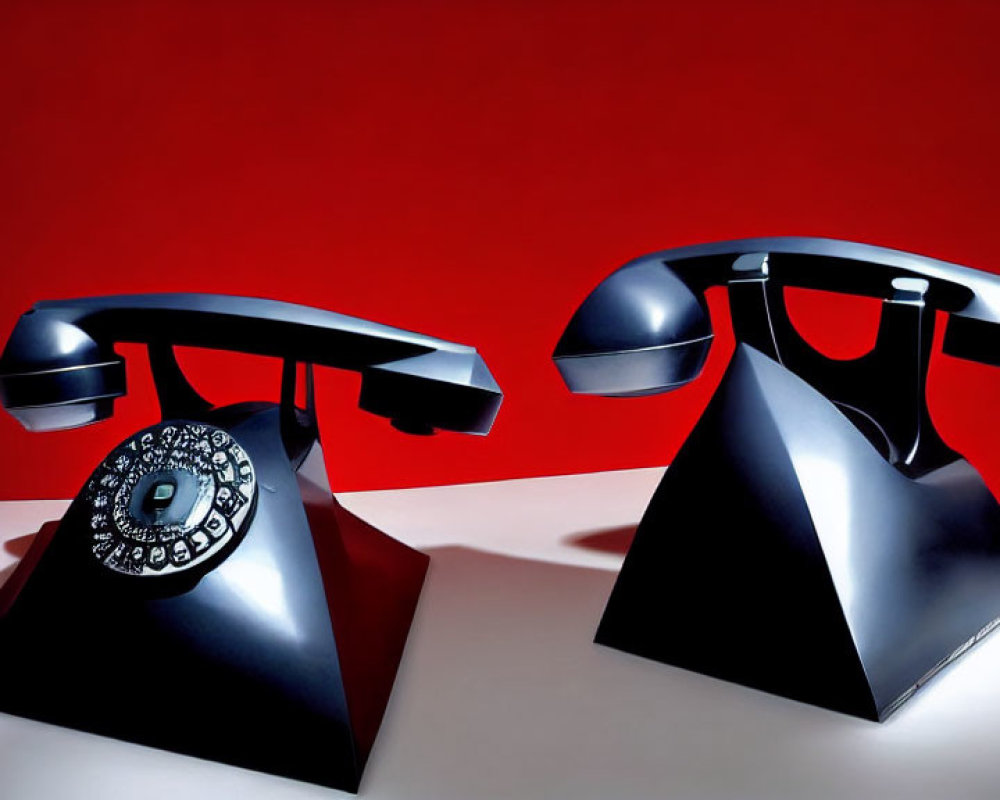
359,349,503,435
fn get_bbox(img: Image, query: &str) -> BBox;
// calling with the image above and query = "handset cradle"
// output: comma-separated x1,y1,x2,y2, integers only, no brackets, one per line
554,237,1000,720
0,293,502,791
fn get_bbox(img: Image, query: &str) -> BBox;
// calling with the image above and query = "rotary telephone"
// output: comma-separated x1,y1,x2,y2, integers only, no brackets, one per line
554,237,1000,721
0,293,502,792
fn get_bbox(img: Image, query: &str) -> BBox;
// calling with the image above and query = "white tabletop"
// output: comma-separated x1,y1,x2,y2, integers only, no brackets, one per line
2,468,1000,799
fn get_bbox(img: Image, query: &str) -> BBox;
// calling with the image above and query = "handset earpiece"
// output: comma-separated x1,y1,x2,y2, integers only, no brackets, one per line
0,311,125,431
552,257,713,396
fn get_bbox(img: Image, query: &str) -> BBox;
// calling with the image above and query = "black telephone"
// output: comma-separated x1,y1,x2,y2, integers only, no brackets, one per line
554,237,1000,721
0,293,502,792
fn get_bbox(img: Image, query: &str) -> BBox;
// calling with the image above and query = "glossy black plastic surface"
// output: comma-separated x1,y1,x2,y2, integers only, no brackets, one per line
0,294,503,790
0,402,429,789
555,237,1000,719
554,260,712,396
0,293,502,435
598,346,1000,720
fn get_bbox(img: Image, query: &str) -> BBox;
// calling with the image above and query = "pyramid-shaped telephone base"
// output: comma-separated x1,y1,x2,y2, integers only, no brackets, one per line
0,404,427,792
597,345,1000,720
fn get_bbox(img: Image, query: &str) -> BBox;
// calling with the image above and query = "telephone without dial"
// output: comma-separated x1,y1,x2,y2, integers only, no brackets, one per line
0,293,502,791
554,237,1000,721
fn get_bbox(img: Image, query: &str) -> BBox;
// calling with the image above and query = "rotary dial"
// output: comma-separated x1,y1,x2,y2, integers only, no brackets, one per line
83,421,257,577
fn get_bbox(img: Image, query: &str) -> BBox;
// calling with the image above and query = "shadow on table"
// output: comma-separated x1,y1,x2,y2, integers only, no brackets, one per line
0,532,986,800
0,521,59,614
363,544,902,800
4,533,37,559
564,524,637,555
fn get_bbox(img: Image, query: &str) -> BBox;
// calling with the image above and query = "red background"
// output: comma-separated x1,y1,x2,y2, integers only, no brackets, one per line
2,0,1000,500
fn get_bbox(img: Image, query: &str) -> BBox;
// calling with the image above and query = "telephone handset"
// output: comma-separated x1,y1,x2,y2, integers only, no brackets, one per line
0,292,501,435
0,293,502,792
554,237,1000,721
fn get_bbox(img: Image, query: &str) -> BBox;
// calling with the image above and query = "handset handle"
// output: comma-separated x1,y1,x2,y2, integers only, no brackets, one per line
0,293,502,434
554,237,1000,397
636,237,1000,365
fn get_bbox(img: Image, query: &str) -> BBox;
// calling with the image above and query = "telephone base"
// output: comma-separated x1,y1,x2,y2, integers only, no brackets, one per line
0,406,427,792
596,345,1000,720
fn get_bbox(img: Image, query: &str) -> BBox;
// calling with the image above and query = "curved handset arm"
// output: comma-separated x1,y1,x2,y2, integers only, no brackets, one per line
554,236,1000,397
0,294,502,434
